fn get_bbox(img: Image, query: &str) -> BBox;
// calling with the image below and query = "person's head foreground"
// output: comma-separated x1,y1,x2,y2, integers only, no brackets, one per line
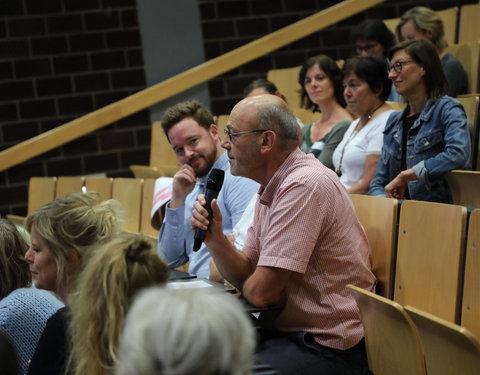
115,287,256,375
25,192,122,302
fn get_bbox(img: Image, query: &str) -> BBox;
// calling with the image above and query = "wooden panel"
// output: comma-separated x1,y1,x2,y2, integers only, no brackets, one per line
406,305,480,375
140,178,159,238
28,177,57,215
150,121,179,177
384,6,458,47
112,178,143,233
446,170,480,207
394,200,467,323
456,94,479,170
0,0,386,172
55,177,85,199
347,285,426,375
84,177,113,202
350,194,398,298
458,4,480,44
130,165,164,179
445,40,480,94
461,209,480,339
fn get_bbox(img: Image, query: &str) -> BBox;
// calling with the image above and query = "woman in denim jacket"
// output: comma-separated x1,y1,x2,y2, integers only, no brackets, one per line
369,40,470,203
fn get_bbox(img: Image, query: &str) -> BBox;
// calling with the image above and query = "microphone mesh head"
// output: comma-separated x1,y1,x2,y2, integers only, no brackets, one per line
206,168,225,191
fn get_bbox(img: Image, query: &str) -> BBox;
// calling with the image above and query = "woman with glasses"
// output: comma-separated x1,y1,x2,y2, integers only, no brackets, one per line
332,55,393,193
351,18,401,102
298,55,353,170
369,40,470,202
396,6,468,97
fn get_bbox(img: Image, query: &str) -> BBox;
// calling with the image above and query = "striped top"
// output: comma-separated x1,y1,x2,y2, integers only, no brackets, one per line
243,148,376,350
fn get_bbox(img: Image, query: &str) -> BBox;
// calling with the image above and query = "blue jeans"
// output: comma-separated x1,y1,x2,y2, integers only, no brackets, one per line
256,330,371,375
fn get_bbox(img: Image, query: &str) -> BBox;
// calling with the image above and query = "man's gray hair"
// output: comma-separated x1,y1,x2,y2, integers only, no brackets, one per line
256,103,299,149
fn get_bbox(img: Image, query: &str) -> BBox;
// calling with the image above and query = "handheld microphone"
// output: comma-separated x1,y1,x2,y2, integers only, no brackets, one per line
193,168,225,252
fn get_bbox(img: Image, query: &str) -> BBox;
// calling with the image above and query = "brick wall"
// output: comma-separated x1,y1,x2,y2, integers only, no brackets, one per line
0,0,477,216
0,0,149,215
200,0,478,115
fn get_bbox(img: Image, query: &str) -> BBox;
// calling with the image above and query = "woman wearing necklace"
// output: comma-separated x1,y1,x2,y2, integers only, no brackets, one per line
332,55,393,193
369,40,470,202
299,55,353,170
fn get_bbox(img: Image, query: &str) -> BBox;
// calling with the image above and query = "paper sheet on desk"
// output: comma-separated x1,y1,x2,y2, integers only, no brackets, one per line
168,280,217,289
151,177,173,219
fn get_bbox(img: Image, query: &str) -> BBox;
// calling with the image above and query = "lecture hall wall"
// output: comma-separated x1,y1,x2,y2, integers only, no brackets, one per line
0,0,476,216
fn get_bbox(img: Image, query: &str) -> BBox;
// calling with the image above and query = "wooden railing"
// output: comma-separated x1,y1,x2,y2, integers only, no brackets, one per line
0,0,385,172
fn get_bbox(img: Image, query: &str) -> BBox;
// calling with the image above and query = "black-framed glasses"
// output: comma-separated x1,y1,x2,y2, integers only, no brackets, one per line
387,60,414,74
224,128,267,143
355,42,379,54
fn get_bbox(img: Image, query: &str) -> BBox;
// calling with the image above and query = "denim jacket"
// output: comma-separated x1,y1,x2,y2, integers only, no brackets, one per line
369,96,470,203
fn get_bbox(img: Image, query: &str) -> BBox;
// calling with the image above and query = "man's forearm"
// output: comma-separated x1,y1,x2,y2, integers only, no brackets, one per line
206,235,254,290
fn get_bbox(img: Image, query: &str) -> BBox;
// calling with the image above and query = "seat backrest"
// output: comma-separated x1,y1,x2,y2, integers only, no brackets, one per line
55,176,85,199
84,177,113,202
394,200,467,323
405,305,480,375
445,40,480,94
150,121,179,176
347,284,426,375
384,6,458,47
28,177,57,215
445,170,480,207
458,4,480,44
267,66,321,125
140,178,159,238
456,94,479,170
349,194,398,298
461,209,480,339
112,178,143,233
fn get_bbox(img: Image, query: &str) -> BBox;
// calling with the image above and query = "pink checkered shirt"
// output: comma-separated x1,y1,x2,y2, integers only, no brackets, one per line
243,148,376,350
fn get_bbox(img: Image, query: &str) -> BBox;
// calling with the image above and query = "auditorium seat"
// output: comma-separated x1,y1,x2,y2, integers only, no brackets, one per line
393,200,467,323
461,209,480,339
458,4,480,44
349,194,398,298
405,305,480,375
347,284,426,375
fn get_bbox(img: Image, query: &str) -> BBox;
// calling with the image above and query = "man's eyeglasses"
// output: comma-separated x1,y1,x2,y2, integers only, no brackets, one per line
355,43,379,54
224,128,267,143
387,60,414,74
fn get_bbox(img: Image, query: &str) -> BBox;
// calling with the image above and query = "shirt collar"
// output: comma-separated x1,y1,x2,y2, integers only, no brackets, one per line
258,148,302,207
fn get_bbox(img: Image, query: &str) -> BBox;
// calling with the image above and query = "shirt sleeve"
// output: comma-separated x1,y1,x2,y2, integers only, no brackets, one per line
158,202,189,269
414,99,471,185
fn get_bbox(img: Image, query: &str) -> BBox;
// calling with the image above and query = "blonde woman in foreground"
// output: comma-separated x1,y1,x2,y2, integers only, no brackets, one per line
26,192,122,375
115,287,256,375
67,232,169,375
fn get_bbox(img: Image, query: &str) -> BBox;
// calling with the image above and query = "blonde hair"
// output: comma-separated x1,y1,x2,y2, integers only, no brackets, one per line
0,218,31,299
68,232,169,375
25,192,122,295
115,287,256,375
397,6,448,51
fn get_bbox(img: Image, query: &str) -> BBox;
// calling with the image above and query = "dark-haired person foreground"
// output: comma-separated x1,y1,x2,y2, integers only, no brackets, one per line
369,39,470,202
191,94,375,374
157,100,258,279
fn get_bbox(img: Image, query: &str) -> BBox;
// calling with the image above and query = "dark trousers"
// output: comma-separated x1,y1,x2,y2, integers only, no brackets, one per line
256,330,371,375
